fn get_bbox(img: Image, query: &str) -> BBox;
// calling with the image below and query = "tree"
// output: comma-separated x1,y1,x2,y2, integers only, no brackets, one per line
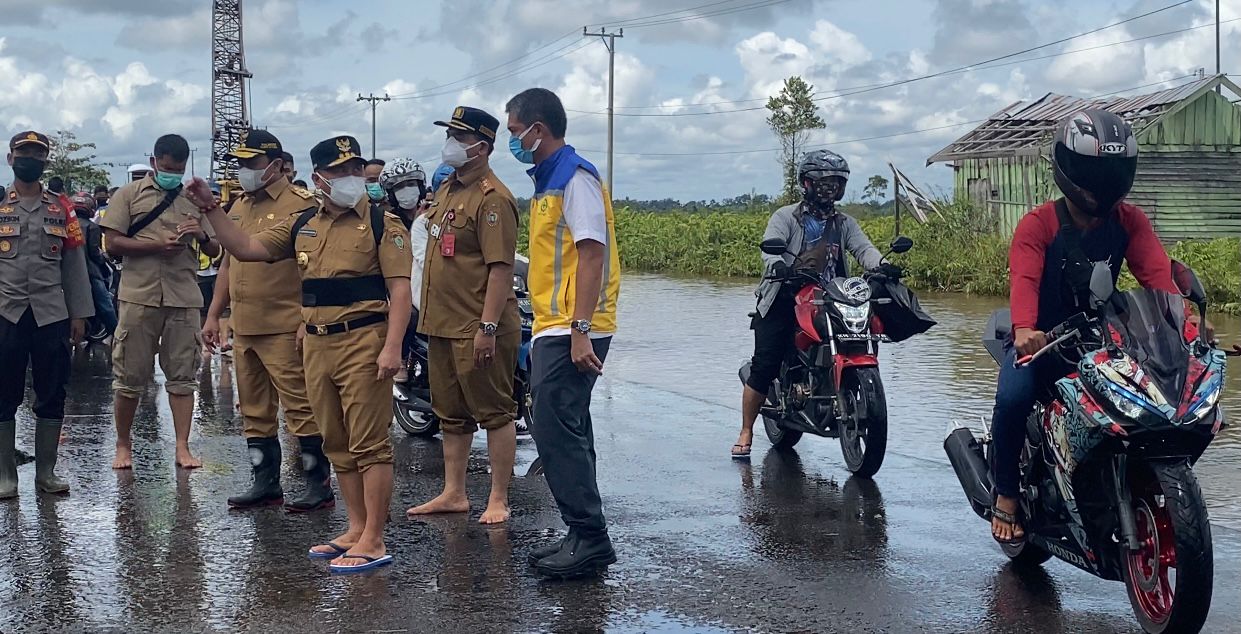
863,174,890,206
45,130,113,192
766,76,826,205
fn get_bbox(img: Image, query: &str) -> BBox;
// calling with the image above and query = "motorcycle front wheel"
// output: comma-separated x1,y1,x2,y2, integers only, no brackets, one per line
763,382,802,449
838,367,887,478
392,388,440,437
1122,459,1212,634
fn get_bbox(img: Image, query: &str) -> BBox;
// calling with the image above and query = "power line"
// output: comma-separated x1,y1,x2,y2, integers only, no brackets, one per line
608,0,795,29
565,16,1237,118
581,75,1195,157
570,0,1195,116
389,38,594,102
386,29,583,100
588,0,749,28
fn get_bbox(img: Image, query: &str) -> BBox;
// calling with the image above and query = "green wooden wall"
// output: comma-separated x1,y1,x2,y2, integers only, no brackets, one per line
951,89,1241,240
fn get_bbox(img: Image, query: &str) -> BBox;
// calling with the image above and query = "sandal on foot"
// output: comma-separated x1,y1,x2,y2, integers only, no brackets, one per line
991,506,1026,544
329,554,393,574
308,542,350,559
730,443,752,459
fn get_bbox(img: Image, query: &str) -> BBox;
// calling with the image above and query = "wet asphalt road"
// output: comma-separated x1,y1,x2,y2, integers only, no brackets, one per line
1,273,1240,633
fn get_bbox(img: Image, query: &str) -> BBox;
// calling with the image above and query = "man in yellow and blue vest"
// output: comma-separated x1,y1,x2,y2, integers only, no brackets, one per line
504,88,621,579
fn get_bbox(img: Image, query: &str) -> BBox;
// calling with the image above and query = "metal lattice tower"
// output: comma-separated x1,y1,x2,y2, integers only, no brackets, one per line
210,0,252,181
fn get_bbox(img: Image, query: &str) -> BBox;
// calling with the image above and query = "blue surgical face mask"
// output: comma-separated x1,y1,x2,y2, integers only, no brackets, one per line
508,124,541,165
154,169,184,191
366,182,384,200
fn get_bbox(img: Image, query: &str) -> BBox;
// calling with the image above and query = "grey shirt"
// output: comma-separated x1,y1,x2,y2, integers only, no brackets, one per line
755,203,884,317
0,188,94,326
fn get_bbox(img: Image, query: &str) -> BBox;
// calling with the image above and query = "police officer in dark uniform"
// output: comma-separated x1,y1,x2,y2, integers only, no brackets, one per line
0,131,94,498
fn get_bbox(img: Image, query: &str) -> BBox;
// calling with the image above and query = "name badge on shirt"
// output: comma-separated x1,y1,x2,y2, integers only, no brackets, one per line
430,223,441,239
441,232,455,257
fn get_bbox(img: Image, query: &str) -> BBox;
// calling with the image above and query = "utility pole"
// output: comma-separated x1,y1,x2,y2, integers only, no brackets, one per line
1216,0,1222,93
357,93,391,158
584,27,623,194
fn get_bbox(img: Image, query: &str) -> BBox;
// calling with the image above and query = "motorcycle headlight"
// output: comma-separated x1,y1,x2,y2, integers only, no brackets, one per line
833,302,870,334
1096,382,1148,421
1188,373,1223,422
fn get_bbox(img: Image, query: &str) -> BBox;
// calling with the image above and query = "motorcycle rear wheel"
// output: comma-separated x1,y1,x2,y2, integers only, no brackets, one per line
763,383,802,449
838,367,887,478
393,394,440,437
1122,459,1212,634
1000,540,1052,566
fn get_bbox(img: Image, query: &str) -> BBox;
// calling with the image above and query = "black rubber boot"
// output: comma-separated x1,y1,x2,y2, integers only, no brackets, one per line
227,436,284,509
284,435,335,513
34,418,69,494
527,530,573,566
0,420,17,500
531,530,617,579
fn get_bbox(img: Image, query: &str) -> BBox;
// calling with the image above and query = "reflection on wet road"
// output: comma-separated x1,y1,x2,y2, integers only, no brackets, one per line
0,273,1237,632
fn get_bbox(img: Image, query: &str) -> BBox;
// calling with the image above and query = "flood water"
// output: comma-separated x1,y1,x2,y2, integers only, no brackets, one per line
618,273,1241,529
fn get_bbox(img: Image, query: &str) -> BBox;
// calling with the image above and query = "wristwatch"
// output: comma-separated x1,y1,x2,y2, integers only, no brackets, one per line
479,321,498,336
571,319,592,335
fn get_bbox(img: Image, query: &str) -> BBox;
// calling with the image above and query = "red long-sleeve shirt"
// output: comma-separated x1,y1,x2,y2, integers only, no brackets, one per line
1009,201,1176,331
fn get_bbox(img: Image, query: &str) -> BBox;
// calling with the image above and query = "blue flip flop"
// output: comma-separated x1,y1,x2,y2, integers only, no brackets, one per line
329,553,394,574
308,542,350,559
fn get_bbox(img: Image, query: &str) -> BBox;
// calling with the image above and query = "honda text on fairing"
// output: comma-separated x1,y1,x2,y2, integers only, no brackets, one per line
740,235,934,477
945,261,1232,634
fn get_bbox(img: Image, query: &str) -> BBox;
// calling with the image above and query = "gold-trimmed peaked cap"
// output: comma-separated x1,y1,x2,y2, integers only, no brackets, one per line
434,106,498,141
9,130,49,151
310,135,364,170
227,129,283,160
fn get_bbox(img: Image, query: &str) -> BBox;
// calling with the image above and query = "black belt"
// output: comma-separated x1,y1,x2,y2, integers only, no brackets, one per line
305,313,386,336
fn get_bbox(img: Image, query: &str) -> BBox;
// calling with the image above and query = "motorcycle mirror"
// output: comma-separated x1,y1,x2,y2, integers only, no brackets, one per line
1088,262,1114,310
1171,259,1208,307
889,236,913,254
760,238,789,256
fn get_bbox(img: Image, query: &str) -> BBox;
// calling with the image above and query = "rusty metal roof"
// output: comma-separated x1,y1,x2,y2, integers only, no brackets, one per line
927,75,1238,164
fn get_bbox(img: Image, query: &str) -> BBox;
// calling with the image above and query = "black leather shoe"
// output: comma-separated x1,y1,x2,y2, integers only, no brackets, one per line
227,437,284,509
531,531,616,579
527,532,572,566
285,435,335,513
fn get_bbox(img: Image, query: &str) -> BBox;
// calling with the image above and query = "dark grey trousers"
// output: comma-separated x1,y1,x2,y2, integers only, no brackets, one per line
530,335,611,534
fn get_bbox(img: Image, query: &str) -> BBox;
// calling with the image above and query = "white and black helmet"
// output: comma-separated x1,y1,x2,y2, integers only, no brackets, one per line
379,157,426,191
798,150,850,212
1052,109,1138,217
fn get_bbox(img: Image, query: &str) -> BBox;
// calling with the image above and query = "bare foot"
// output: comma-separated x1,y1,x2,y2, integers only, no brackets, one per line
479,499,510,525
176,448,203,470
112,445,133,470
406,492,470,516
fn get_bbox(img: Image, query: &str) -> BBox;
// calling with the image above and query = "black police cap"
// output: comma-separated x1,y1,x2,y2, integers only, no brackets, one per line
310,136,365,170
228,129,284,160
434,106,499,141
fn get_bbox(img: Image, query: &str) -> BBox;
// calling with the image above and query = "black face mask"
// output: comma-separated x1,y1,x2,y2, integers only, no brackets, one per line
12,156,47,183
803,177,843,216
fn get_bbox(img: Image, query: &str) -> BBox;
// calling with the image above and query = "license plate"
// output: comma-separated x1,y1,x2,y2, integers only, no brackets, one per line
518,298,532,313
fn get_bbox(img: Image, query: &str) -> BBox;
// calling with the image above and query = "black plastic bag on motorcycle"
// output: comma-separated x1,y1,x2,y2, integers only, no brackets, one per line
870,279,936,342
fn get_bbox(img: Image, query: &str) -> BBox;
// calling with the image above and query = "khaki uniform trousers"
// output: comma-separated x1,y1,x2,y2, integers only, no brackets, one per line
302,323,393,473
428,332,518,435
112,301,200,398
233,331,317,438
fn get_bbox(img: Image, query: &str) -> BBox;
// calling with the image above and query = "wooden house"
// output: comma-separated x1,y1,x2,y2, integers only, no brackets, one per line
927,74,1241,240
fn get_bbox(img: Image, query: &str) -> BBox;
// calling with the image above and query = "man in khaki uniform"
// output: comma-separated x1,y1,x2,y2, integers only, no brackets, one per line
407,106,521,525
0,131,93,498
204,130,333,512
101,133,220,471
189,135,411,573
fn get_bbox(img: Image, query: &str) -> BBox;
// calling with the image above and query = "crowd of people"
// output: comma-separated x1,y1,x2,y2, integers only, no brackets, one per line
0,87,622,579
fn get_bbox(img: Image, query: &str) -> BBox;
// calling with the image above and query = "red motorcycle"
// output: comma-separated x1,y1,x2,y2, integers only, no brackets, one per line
740,236,931,477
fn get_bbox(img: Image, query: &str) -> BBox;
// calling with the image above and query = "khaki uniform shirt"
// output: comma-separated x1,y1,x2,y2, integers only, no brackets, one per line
420,162,519,339
100,175,217,308
226,178,317,336
256,199,411,327
0,188,94,326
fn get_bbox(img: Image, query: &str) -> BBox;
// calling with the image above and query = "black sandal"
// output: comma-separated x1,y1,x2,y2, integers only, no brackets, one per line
991,505,1026,544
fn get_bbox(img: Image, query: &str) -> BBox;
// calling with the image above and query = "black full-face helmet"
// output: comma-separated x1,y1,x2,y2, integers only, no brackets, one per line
1052,108,1139,217
798,150,849,216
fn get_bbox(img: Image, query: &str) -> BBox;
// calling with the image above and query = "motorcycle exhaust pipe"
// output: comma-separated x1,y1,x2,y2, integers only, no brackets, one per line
943,423,993,520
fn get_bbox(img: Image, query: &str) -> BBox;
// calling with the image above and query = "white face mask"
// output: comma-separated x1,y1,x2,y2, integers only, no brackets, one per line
394,186,422,210
237,163,274,193
321,174,366,208
441,138,482,168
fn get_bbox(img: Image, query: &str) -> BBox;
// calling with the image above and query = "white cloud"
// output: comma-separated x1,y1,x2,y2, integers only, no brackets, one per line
809,20,872,68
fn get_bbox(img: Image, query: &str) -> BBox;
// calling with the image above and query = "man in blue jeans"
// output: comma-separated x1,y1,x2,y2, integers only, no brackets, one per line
506,88,622,579
71,192,117,340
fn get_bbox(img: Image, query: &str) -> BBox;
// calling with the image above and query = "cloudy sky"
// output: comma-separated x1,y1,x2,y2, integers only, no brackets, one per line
0,0,1235,201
